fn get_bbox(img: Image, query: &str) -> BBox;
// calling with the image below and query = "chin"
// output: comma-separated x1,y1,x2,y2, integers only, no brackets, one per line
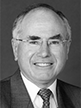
35,72,54,81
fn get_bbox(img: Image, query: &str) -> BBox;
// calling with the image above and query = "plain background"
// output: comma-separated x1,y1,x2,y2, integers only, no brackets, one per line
0,0,80,87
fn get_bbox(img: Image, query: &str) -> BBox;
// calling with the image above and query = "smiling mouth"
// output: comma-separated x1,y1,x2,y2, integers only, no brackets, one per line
34,62,53,67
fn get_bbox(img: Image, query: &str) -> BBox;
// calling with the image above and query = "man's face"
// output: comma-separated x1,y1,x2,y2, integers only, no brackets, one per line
13,10,69,87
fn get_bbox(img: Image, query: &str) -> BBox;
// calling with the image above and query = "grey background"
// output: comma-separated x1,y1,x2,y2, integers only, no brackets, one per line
1,0,80,87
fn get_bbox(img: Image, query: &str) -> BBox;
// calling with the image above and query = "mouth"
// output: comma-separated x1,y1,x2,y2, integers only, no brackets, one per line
33,62,53,67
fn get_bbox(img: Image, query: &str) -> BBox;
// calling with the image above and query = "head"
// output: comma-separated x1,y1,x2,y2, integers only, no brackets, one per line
12,3,71,88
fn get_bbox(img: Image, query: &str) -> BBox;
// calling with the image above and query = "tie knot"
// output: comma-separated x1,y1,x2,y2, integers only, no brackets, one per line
37,88,52,101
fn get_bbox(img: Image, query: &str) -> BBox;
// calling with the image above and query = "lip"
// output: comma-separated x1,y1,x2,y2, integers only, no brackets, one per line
33,62,53,67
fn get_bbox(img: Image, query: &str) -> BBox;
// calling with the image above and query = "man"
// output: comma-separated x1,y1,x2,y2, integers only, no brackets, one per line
0,3,80,108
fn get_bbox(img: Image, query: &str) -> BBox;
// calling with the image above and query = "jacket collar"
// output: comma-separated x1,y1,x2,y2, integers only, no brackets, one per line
56,80,75,108
11,69,34,108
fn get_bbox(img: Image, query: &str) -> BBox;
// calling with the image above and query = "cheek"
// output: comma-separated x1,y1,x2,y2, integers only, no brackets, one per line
51,47,67,62
17,45,39,61
51,47,67,74
58,49,67,67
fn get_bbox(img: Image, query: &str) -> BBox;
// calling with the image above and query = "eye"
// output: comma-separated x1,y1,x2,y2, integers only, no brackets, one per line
29,40,40,45
49,40,60,45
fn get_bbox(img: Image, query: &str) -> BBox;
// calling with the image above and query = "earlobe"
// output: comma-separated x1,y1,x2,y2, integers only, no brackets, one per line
11,39,18,61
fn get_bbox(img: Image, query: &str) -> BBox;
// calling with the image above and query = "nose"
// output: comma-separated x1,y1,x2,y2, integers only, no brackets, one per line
37,42,51,58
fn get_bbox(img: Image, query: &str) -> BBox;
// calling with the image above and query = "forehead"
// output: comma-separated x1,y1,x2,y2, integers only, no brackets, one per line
21,8,67,39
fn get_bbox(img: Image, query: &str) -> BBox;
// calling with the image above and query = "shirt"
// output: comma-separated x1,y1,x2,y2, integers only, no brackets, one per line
21,72,58,108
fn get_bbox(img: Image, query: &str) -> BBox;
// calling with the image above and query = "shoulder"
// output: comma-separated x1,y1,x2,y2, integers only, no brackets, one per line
0,69,20,95
57,79,81,92
57,79,81,107
0,76,11,89
0,74,13,90
0,68,20,87
0,76,12,98
0,77,11,107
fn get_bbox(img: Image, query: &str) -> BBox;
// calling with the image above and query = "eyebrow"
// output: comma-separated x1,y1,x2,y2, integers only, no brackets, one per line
49,34,62,40
28,34,62,40
28,35,41,40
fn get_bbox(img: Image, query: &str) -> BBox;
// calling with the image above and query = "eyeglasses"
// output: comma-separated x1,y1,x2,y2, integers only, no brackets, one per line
12,38,71,46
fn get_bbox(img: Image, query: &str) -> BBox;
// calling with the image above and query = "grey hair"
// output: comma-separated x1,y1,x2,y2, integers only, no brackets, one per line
12,3,71,42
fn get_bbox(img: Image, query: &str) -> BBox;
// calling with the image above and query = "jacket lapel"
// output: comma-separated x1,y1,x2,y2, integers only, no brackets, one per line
57,79,75,108
56,80,65,108
11,69,34,108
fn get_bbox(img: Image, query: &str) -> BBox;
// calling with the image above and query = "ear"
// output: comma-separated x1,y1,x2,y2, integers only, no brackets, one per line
67,41,71,54
11,39,19,61
66,40,71,59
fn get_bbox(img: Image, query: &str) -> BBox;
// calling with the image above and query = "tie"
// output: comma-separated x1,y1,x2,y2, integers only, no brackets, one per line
37,88,52,108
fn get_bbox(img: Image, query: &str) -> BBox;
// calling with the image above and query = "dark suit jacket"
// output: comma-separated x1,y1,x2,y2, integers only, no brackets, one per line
0,69,81,108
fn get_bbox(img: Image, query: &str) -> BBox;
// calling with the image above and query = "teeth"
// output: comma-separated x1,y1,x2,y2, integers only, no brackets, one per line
34,63,52,67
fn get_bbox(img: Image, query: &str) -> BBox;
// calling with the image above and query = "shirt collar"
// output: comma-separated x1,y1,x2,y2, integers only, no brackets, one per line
21,72,40,101
20,72,58,106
